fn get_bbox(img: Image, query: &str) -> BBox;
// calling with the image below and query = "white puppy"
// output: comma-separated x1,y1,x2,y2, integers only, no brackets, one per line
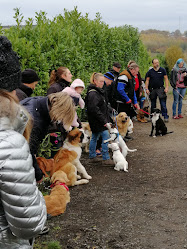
104,123,137,158
108,143,128,172
127,119,134,134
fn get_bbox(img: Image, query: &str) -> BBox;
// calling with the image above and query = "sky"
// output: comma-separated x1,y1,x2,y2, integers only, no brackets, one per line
1,0,187,33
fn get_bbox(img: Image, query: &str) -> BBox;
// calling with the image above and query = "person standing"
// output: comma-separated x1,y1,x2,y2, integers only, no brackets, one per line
112,62,140,118
16,69,40,101
110,62,121,80
145,58,169,122
170,58,187,119
85,72,114,166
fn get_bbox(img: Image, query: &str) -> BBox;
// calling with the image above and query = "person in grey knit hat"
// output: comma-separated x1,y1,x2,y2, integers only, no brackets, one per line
0,36,21,92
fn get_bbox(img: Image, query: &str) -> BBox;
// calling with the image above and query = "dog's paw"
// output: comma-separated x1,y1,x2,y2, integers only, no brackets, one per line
77,175,81,179
86,175,92,180
114,167,120,171
153,135,156,138
103,140,107,143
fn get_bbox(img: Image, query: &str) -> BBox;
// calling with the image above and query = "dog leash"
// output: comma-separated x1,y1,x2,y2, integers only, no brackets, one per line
112,109,120,143
174,88,184,99
132,104,150,116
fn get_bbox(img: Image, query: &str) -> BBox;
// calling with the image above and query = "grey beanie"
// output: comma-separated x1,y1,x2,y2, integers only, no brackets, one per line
0,36,21,91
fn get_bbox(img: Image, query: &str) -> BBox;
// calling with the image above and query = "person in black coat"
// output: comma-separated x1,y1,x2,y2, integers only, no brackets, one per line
16,69,40,101
47,67,73,95
85,72,114,166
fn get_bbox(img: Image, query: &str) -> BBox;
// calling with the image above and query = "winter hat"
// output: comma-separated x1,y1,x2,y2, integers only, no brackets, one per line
104,72,114,81
21,69,40,84
0,36,21,91
70,79,85,89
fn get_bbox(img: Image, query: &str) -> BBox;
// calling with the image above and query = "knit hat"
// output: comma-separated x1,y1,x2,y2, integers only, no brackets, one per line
70,79,85,89
104,72,114,81
0,36,21,91
21,69,40,84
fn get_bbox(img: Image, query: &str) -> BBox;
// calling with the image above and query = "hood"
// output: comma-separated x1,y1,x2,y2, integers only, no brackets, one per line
0,104,29,135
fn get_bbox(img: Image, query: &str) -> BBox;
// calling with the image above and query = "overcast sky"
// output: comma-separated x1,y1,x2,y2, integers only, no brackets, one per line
1,0,187,33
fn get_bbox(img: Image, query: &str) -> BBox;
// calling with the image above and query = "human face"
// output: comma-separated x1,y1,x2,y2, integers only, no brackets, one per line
104,77,113,86
95,76,104,88
178,62,184,68
131,67,139,77
113,66,121,73
152,59,159,70
75,87,84,94
61,69,73,83
27,81,38,90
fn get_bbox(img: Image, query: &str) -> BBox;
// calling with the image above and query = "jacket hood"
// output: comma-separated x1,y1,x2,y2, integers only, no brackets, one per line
87,84,104,95
70,79,85,89
0,99,29,134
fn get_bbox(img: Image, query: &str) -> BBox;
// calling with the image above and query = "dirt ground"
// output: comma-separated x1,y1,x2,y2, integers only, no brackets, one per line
34,93,187,249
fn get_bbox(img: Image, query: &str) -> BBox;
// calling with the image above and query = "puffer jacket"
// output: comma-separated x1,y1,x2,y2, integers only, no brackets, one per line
0,119,47,248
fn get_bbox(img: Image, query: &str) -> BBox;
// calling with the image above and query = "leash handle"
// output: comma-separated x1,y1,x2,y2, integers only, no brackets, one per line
174,88,184,99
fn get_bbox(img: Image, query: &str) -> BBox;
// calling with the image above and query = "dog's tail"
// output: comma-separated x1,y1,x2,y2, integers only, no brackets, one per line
127,148,137,152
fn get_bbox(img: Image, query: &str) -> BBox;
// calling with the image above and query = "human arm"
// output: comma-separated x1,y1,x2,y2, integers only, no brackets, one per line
79,96,85,109
145,77,150,94
170,69,176,89
0,131,47,239
117,75,132,103
164,75,169,93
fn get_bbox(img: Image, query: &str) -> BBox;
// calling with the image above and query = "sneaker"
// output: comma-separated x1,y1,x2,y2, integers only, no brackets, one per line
124,135,133,142
178,114,184,118
89,157,102,163
102,159,115,166
173,115,179,119
164,118,169,122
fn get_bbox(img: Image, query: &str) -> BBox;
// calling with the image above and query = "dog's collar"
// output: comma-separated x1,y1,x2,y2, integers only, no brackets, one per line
110,132,119,140
50,181,69,191
112,148,120,152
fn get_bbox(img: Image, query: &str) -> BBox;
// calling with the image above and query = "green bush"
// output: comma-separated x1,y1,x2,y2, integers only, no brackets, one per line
1,7,151,96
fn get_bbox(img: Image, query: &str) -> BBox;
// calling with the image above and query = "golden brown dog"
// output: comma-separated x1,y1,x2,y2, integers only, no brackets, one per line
36,157,54,177
137,110,148,123
115,112,130,138
44,170,70,216
53,148,89,186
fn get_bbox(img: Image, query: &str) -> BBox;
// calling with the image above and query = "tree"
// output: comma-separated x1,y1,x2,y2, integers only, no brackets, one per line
165,45,184,71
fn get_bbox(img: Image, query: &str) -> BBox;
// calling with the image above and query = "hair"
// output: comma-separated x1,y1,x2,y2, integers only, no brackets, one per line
48,67,68,86
0,89,32,141
127,60,136,67
48,92,75,129
90,72,104,85
128,62,139,70
152,58,158,64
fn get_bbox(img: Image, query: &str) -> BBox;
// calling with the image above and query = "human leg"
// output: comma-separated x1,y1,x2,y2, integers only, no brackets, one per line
101,130,110,160
159,97,169,119
178,88,186,115
89,132,100,159
172,88,179,116
151,97,157,113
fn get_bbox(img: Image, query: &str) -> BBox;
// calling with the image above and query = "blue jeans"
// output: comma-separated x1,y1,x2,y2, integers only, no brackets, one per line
172,88,186,116
89,130,110,160
151,96,169,119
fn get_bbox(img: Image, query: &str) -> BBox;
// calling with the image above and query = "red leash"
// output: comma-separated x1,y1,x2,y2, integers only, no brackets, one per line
133,104,150,116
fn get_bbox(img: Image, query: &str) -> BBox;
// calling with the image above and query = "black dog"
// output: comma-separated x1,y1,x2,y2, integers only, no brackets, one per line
150,108,173,137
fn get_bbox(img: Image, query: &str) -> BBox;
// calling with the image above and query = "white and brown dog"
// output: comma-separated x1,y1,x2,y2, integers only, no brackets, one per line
63,128,92,180
108,143,128,172
81,122,92,153
104,123,137,159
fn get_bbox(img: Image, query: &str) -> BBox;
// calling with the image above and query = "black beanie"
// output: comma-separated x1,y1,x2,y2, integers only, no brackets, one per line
0,36,21,91
21,69,40,84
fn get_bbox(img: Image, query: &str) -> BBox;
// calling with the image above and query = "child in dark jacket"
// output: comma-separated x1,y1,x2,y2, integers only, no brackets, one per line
86,72,114,166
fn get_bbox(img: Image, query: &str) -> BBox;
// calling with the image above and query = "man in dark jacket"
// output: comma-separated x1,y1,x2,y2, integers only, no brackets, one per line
16,69,40,101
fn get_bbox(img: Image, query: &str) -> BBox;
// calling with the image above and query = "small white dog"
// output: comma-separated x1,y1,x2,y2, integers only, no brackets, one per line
108,143,128,172
127,119,134,134
104,123,137,158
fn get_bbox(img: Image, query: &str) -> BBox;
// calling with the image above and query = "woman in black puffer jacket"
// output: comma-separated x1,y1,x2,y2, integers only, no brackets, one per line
85,73,114,166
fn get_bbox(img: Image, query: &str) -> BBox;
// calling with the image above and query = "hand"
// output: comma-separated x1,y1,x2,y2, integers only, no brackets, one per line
104,123,111,129
134,103,140,110
146,89,150,94
126,99,132,104
164,87,168,93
